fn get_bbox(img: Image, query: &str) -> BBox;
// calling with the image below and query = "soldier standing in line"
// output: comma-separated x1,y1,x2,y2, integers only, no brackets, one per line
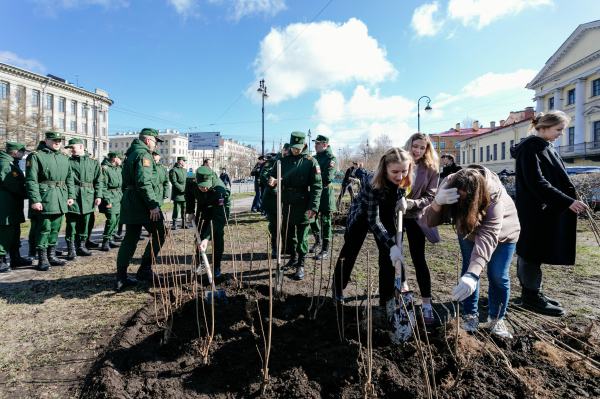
259,152,279,256
82,150,101,250
152,150,170,210
99,152,123,252
0,142,33,272
269,132,322,280
26,131,76,271
169,156,187,230
115,128,166,290
308,135,337,260
64,139,102,260
25,140,48,259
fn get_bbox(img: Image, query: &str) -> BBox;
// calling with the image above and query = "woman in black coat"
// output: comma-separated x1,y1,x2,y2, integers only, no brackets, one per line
510,110,587,316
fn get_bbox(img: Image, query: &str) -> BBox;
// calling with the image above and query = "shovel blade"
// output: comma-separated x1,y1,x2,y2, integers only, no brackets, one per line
205,290,228,306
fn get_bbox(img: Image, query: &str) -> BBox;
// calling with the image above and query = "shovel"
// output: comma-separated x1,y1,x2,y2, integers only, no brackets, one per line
191,219,228,306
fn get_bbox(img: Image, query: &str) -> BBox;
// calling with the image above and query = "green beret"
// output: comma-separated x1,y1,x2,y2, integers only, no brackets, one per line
290,132,306,149
177,156,186,161
140,128,164,143
152,150,160,156
6,142,29,152
65,138,83,148
196,166,213,188
45,131,64,140
312,134,329,144
108,151,122,158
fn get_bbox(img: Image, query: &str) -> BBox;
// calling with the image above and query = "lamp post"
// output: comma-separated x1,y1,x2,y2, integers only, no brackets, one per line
417,96,433,133
307,129,311,156
84,99,106,158
257,79,269,156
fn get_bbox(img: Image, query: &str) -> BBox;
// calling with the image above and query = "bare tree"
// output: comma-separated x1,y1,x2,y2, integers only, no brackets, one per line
229,152,253,178
461,116,475,129
0,86,47,149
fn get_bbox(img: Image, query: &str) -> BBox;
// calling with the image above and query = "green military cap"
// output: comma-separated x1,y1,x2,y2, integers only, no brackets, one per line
177,156,186,161
6,142,29,152
195,166,213,188
312,134,329,144
140,127,164,143
64,138,83,148
45,131,64,140
152,150,161,156
290,132,306,149
107,151,122,158
283,143,290,149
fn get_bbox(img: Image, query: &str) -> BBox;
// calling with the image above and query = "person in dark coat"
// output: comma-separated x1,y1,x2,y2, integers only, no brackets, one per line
219,168,231,188
439,154,461,180
510,110,587,316
250,156,265,212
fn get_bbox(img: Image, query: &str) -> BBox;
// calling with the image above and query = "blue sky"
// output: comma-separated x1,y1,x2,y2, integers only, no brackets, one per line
2,0,599,152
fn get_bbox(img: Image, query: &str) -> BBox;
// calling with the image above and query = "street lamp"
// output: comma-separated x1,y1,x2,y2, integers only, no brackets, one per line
257,79,269,155
307,129,311,155
417,96,433,133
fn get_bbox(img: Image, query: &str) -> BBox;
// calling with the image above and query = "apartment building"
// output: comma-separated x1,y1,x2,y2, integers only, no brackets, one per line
429,121,491,165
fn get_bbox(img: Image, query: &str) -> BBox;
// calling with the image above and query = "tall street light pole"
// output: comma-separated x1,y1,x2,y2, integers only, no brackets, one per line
417,96,433,133
257,79,269,156
307,129,311,156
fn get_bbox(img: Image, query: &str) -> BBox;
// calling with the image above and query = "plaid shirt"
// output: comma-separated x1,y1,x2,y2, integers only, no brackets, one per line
346,173,406,249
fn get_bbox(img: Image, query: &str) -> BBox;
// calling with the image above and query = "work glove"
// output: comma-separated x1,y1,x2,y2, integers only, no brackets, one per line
390,245,404,266
434,182,460,206
452,274,479,301
394,197,408,214
406,199,416,210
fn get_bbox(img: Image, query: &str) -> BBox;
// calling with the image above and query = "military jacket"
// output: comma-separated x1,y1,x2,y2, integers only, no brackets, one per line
259,154,282,215
120,139,162,224
268,146,322,225
169,164,187,202
314,146,337,213
0,150,27,225
26,146,75,215
67,154,102,215
99,158,123,215
155,162,169,207
185,176,230,241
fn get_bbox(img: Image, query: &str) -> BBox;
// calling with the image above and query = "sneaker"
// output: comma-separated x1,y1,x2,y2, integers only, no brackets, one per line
461,314,479,332
422,303,434,325
489,318,513,339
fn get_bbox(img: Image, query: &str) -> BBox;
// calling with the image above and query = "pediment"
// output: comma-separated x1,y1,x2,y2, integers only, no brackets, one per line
583,106,600,117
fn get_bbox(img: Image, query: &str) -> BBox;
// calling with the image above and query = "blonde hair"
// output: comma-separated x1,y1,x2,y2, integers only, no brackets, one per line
403,133,440,171
528,110,571,135
371,148,414,190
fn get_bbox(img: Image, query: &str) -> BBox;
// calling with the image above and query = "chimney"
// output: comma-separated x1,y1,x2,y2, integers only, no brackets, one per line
473,120,479,131
490,121,496,131
524,107,534,120
456,123,460,131
500,120,505,126
510,111,515,120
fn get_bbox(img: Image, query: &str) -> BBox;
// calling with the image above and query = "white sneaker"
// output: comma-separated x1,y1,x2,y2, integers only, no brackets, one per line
422,303,434,325
461,314,479,332
489,318,513,339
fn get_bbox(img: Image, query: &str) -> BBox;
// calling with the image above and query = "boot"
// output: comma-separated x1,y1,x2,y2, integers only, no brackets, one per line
136,258,162,282
521,287,564,316
29,246,37,259
100,238,110,252
108,238,120,248
541,292,562,307
47,247,67,266
115,225,123,238
283,252,299,271
76,240,94,256
36,249,51,271
316,240,330,260
86,239,100,248
113,232,123,240
294,254,305,280
309,234,322,253
9,250,33,268
0,256,10,273
115,277,138,291
171,221,178,231
66,241,77,261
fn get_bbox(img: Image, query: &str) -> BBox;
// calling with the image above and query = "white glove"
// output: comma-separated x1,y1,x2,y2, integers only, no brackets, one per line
390,245,404,265
406,199,416,210
395,197,408,214
435,182,460,206
452,274,479,301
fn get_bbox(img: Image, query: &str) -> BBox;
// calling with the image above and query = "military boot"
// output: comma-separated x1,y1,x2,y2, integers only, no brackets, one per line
47,247,67,266
136,258,162,282
114,225,123,240
171,221,178,231
66,241,78,261
283,252,299,271
29,246,37,259
0,256,11,273
76,240,94,256
309,234,322,253
9,250,33,268
37,249,51,271
86,239,100,248
521,287,564,316
100,239,110,252
294,254,305,280
108,238,120,248
115,277,138,291
316,240,330,260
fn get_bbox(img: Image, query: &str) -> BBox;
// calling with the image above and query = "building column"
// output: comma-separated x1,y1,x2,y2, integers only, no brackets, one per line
553,88,563,111
535,97,544,114
575,78,586,144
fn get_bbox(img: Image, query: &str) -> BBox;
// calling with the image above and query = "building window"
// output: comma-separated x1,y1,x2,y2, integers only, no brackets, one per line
448,141,453,148
0,82,8,99
31,112,38,124
594,79,600,97
103,112,106,122
102,127,106,137
440,141,446,149
71,101,76,115
46,116,52,127
493,144,497,161
172,148,176,154
58,98,65,113
480,147,483,162
81,104,87,118
462,151,465,164
548,97,554,110
82,122,87,133
126,142,129,147
70,121,76,131
172,140,176,145
109,143,112,148
160,149,163,154
92,109,97,120
501,142,506,160
510,140,514,158
32,90,40,107
15,86,24,104
594,121,600,142
93,141,97,150
472,149,475,164
567,89,575,105
486,146,490,161
83,139,88,148
103,142,107,150
456,152,460,163
433,141,437,150
59,118,65,129
568,127,575,145
45,94,53,110
92,124,96,135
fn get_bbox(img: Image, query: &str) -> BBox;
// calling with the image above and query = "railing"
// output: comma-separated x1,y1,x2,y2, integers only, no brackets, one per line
556,141,600,158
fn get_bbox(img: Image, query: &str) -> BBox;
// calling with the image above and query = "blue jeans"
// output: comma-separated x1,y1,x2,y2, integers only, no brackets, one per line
251,189,262,211
457,235,516,320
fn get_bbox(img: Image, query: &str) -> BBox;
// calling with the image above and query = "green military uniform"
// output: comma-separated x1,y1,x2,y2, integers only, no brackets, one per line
309,135,337,259
260,152,284,255
152,151,169,207
65,139,102,257
115,128,166,288
169,156,187,229
186,166,230,277
268,132,322,280
26,131,76,270
0,142,32,271
26,141,48,257
99,152,123,250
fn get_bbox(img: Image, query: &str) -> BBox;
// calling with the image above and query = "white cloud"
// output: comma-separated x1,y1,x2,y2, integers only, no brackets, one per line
265,113,279,121
448,0,552,29
0,51,46,73
435,92,452,101
30,0,128,15
460,69,537,97
411,2,444,37
228,0,286,21
158,111,183,119
167,0,200,18
252,18,397,104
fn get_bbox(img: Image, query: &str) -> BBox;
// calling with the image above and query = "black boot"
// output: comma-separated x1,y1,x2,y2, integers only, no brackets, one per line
66,241,77,261
283,252,299,271
309,234,322,253
29,246,37,258
316,240,330,260
86,239,99,248
108,237,120,248
521,287,564,316
115,277,138,291
136,258,162,282
9,250,33,268
294,254,305,280
37,249,51,271
100,238,110,252
171,221,178,231
76,240,94,256
0,256,10,273
541,291,562,307
47,247,67,266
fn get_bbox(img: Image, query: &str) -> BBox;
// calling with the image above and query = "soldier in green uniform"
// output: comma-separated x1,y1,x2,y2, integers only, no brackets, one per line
0,142,33,272
309,135,337,260
152,150,170,208
186,166,230,278
169,156,187,230
268,132,322,280
25,141,48,258
64,139,102,259
115,128,166,290
99,151,123,252
260,152,280,257
26,131,76,271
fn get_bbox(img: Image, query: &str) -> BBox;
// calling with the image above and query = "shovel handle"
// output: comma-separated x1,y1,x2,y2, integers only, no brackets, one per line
191,219,213,285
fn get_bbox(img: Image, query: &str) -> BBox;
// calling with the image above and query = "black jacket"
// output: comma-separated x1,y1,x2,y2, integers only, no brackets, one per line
251,162,263,191
440,162,462,179
343,166,356,185
219,172,231,187
511,136,577,265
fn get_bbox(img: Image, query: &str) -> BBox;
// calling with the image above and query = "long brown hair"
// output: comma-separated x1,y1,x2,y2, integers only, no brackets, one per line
528,110,570,135
371,147,413,190
403,132,439,171
441,169,490,236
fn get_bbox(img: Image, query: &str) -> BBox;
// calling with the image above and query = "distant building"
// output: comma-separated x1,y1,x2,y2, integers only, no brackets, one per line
429,121,491,165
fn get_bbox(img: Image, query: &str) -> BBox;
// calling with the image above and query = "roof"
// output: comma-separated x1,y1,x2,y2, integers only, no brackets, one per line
430,127,491,138
461,119,531,142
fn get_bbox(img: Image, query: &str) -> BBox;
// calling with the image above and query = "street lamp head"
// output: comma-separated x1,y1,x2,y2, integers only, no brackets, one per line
425,105,433,113
257,87,264,93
